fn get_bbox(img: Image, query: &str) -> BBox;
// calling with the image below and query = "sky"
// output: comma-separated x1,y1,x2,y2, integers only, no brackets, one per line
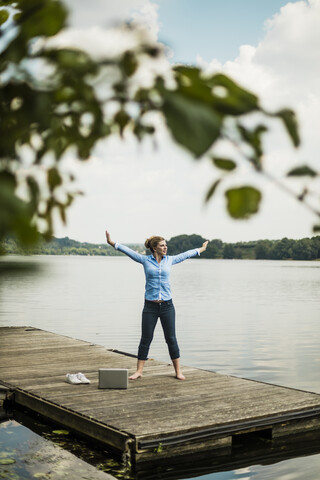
54,0,320,244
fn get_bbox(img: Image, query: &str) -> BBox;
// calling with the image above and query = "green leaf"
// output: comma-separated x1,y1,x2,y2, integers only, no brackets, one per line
142,46,160,58
225,186,262,219
0,9,9,26
19,1,67,39
276,108,300,147
48,167,62,191
120,50,138,77
287,165,317,177
0,171,39,245
114,109,130,136
134,87,152,103
44,48,97,75
208,74,259,116
58,204,66,224
212,157,236,171
51,136,69,159
0,170,16,189
174,66,213,103
154,442,163,453
77,139,92,160
237,124,268,170
55,86,77,103
52,429,69,435
163,69,223,154
162,91,222,158
205,179,221,202
0,458,16,465
26,176,40,210
133,123,155,141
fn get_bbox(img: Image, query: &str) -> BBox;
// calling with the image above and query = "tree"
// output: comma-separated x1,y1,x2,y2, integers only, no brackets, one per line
292,238,313,260
0,0,318,253
311,236,320,258
270,237,294,260
167,234,206,255
255,240,272,259
223,244,235,259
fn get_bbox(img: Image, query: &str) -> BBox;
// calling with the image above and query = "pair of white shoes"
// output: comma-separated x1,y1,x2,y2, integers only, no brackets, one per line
66,372,90,384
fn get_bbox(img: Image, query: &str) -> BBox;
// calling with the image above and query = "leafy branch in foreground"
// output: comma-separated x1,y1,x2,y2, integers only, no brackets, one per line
0,0,319,251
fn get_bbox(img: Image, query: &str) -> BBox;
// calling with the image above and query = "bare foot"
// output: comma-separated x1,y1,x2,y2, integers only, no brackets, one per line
129,372,142,380
176,373,185,380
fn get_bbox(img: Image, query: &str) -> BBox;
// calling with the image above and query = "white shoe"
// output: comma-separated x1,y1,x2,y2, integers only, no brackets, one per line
76,372,91,384
66,373,82,384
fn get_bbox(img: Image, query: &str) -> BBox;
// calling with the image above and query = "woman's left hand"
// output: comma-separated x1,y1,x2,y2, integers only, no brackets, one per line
199,241,209,254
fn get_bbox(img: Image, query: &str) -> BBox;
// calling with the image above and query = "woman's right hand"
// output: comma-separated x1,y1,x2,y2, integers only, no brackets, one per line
105,230,115,247
199,240,209,254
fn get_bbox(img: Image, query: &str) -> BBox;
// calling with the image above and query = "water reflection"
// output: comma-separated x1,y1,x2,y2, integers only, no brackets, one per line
0,410,124,479
135,432,320,480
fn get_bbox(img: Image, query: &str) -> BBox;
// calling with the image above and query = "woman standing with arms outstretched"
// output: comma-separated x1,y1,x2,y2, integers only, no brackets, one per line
105,231,208,380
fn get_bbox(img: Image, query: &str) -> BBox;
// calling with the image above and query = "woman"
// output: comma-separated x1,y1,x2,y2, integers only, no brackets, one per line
105,230,208,380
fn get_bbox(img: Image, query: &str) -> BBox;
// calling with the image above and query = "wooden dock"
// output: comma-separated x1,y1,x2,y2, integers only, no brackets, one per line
1,326,320,465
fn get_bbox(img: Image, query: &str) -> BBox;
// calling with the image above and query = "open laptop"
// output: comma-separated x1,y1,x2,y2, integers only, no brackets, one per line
98,368,128,389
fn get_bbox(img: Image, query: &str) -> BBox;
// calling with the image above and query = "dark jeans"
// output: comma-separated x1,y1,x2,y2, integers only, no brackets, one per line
138,299,180,360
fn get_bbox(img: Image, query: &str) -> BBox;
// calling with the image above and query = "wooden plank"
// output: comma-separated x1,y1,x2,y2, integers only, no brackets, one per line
135,435,232,460
13,389,132,453
61,389,320,421
273,416,320,437
90,403,320,437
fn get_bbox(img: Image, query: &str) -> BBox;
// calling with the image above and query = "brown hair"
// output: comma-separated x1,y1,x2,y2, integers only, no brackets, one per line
145,236,165,253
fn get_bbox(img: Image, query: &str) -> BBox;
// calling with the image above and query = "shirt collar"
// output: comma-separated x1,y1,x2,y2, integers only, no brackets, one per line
149,254,166,264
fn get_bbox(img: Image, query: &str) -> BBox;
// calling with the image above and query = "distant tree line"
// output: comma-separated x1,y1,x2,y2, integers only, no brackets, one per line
1,236,144,257
166,234,320,260
2,234,320,261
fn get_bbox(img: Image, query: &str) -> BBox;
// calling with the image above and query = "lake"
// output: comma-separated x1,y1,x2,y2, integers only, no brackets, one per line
1,255,320,479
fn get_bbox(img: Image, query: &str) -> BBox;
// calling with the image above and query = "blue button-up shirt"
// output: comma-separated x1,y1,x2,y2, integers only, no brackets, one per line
115,243,200,301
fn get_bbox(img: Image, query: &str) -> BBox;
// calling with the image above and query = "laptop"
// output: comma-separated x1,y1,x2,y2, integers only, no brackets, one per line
98,368,128,389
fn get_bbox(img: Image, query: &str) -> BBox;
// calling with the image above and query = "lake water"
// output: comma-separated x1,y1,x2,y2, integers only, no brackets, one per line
1,255,320,479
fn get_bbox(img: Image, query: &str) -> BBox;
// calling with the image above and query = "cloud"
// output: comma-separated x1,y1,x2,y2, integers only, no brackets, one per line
62,0,149,29
197,0,320,204
131,1,160,42
257,0,320,96
198,0,320,105
47,26,143,59
60,0,160,50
